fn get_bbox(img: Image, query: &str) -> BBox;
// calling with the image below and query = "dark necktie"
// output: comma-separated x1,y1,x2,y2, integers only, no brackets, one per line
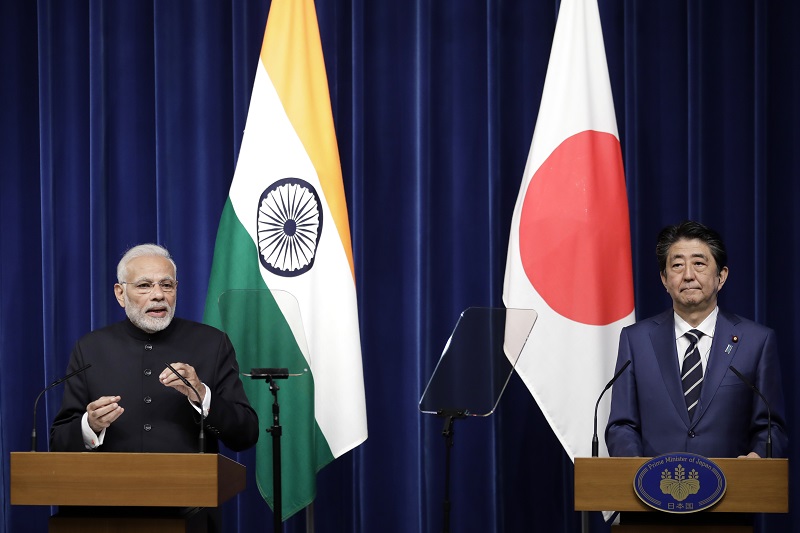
682,329,704,420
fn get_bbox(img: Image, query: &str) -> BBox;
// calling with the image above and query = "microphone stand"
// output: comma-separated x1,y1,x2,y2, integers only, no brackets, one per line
585,360,630,533
31,363,92,452
730,365,773,458
164,363,205,453
437,409,466,533
250,368,290,532
592,360,631,457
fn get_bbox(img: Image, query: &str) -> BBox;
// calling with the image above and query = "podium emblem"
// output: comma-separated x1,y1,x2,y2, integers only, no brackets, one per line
633,453,726,513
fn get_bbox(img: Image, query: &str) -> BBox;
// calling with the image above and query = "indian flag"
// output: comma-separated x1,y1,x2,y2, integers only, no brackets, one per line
203,0,367,519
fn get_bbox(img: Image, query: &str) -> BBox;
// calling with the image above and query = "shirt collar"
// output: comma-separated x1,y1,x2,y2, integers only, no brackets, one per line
673,307,718,341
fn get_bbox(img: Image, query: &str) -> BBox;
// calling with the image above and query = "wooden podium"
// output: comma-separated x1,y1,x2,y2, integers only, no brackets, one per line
574,457,789,532
10,452,246,533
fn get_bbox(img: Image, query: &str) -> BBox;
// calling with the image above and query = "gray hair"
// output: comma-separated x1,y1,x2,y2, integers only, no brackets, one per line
116,244,177,283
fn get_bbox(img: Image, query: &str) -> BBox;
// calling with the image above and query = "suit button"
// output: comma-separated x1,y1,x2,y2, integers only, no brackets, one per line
688,431,696,438
144,396,152,404
145,344,153,351
144,424,152,431
144,369,152,376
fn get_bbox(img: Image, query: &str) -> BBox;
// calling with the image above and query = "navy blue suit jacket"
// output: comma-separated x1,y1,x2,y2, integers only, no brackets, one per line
605,309,788,458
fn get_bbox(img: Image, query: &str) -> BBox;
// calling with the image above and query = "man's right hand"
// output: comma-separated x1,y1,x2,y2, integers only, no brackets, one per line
87,395,124,434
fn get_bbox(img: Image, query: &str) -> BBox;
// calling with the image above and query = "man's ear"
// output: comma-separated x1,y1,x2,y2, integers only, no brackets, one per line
717,266,729,290
114,284,126,308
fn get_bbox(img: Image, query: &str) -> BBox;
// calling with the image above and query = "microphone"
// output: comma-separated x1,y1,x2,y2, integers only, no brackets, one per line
592,360,631,457
164,362,205,453
31,363,92,452
729,365,772,458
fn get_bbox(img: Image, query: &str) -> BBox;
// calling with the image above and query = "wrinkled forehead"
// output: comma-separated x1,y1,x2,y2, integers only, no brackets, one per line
124,255,176,281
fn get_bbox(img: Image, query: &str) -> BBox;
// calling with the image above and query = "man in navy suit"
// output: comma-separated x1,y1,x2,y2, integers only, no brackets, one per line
606,221,788,458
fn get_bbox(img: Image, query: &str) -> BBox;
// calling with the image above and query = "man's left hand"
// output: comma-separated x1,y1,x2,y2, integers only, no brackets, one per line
160,362,206,403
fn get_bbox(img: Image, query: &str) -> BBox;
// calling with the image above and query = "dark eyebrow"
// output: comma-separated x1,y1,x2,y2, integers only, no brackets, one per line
670,252,708,261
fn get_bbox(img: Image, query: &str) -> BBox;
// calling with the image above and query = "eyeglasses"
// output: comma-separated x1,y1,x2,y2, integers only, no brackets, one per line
121,279,178,294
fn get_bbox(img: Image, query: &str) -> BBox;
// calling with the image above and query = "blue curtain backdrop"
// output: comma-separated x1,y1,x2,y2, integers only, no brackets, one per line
1,0,798,531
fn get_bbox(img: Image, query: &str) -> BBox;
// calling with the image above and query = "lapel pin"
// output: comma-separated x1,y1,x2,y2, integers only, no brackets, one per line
732,336,739,343
725,344,733,354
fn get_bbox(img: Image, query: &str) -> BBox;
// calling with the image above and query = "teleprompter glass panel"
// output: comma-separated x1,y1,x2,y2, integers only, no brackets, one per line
419,307,537,417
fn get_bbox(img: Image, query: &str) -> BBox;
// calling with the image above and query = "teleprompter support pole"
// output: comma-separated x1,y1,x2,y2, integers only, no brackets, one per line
250,368,291,533
439,410,466,533
268,376,282,531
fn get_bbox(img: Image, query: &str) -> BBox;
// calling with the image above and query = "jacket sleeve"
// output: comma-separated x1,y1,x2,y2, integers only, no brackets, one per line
605,327,644,457
750,328,789,458
203,333,259,452
49,343,93,452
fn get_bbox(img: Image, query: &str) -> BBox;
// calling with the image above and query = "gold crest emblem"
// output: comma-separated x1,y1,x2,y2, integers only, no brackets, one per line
659,464,700,502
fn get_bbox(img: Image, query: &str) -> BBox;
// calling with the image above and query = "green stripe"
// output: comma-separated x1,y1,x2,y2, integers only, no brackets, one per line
203,198,333,519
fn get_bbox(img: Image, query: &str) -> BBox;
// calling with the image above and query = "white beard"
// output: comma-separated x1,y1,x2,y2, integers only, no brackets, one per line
124,292,176,333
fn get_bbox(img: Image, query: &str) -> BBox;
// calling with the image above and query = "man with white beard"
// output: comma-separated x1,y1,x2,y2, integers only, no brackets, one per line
50,244,258,454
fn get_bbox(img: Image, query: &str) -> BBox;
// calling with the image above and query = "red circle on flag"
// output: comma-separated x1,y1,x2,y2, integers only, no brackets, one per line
519,130,634,326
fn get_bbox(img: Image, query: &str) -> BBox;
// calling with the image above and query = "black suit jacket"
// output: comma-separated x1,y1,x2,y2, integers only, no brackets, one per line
50,318,259,453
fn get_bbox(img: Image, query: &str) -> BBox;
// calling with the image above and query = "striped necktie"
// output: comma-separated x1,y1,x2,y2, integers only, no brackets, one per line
682,329,704,420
